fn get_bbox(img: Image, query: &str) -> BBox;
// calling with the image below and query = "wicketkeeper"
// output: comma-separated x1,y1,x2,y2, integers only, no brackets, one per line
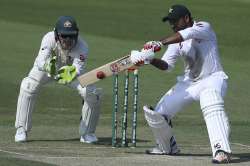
15,16,102,144
130,4,232,164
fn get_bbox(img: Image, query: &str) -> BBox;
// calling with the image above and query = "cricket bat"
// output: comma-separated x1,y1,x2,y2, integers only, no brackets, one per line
77,44,162,87
77,54,137,87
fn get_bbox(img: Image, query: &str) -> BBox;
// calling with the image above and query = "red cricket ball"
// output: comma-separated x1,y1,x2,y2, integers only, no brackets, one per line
96,71,106,79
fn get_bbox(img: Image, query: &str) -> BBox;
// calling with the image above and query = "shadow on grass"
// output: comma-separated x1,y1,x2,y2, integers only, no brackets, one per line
95,137,150,146
26,138,79,142
174,153,211,157
231,153,250,163
173,153,250,164
126,151,212,156
126,152,250,164
26,137,150,146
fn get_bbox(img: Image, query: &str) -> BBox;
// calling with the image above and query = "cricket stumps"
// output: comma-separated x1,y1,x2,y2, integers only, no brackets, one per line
111,69,139,148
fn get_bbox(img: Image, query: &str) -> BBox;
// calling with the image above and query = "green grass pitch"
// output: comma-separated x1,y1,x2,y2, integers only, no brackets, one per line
0,0,250,165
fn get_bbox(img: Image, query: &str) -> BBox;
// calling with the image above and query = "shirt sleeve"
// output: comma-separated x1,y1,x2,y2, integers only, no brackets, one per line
72,38,89,75
73,53,88,75
178,21,212,41
34,32,55,71
161,44,179,71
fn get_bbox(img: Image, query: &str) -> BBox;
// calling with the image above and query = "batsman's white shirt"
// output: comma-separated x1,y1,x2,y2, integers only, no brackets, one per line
157,21,228,117
33,31,88,77
162,21,227,81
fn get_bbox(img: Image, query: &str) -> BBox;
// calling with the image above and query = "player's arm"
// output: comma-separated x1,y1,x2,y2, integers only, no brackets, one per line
160,32,183,46
73,38,88,76
130,50,169,71
147,33,182,70
178,22,212,41
72,56,87,76
143,32,183,52
35,33,54,69
34,32,58,77
150,58,168,70
131,36,180,71
131,32,182,70
149,44,179,71
158,22,211,48
144,22,212,54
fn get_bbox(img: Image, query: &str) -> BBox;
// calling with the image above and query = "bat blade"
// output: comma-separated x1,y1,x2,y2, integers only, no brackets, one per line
77,55,137,87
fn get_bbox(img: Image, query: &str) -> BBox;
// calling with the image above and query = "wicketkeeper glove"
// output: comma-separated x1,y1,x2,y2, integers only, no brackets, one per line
56,65,77,84
143,41,163,52
44,56,57,77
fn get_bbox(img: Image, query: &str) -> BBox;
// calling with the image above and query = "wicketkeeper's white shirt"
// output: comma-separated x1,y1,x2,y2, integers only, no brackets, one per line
34,31,88,75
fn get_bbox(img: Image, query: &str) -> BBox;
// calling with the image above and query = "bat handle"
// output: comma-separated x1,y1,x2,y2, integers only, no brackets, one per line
153,41,163,52
153,46,162,52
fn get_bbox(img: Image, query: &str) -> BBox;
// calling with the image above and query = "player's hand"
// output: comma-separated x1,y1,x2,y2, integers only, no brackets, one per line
130,50,143,65
143,41,162,52
44,56,57,77
130,49,155,65
56,65,77,84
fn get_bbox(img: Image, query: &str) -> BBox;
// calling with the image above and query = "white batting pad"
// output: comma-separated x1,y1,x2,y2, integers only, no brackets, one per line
79,87,102,136
144,106,175,154
200,89,231,156
15,77,40,131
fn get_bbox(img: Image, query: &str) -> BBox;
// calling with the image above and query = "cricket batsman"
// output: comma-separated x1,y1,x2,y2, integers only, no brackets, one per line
15,16,102,144
130,4,232,164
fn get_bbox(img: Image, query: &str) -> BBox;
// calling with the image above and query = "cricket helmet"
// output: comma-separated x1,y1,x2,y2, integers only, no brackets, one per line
162,4,191,22
54,16,79,50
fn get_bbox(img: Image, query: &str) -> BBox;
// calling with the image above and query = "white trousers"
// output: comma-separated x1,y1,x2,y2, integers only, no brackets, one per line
15,66,102,135
155,72,227,118
154,71,231,155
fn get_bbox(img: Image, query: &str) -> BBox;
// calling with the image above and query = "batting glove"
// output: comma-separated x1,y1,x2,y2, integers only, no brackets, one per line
56,65,77,84
143,41,163,52
130,49,155,65
44,56,57,77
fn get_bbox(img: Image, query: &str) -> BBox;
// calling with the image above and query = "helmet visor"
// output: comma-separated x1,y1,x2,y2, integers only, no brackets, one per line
58,34,77,50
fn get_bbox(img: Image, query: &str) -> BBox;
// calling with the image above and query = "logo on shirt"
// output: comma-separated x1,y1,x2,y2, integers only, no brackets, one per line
79,54,86,62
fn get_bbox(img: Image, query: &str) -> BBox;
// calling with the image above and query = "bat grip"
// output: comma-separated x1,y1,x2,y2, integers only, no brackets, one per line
153,46,161,52
153,41,163,52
